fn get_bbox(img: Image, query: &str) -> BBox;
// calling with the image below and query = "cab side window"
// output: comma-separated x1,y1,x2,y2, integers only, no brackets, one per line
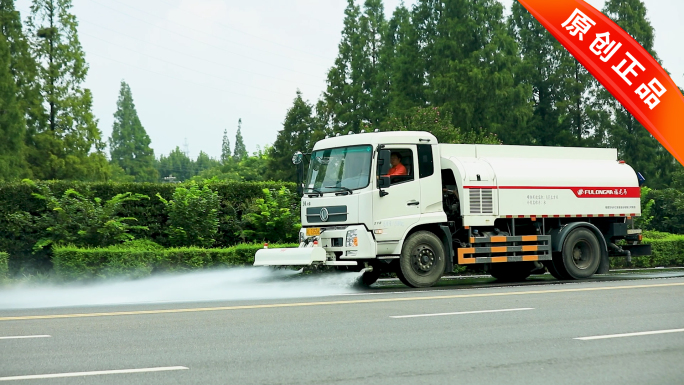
380,149,414,185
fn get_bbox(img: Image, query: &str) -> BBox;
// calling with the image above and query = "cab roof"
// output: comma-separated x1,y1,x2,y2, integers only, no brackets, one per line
312,131,438,151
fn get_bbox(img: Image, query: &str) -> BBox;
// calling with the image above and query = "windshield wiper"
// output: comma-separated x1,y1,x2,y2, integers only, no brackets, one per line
304,187,323,197
324,186,353,195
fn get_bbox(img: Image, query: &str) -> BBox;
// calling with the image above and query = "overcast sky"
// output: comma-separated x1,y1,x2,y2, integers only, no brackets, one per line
14,0,684,160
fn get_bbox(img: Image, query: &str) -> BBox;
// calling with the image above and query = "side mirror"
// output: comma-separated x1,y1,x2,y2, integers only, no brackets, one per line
378,176,390,189
292,151,304,165
377,149,391,176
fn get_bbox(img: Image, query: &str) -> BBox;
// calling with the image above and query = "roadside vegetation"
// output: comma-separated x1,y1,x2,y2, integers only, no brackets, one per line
0,180,300,281
1,0,683,282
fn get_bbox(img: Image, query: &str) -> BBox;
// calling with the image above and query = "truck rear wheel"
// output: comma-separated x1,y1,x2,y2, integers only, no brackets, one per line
555,228,601,279
398,231,445,288
544,257,569,280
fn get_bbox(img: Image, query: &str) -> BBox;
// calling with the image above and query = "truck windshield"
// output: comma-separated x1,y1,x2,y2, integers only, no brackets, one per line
306,145,373,192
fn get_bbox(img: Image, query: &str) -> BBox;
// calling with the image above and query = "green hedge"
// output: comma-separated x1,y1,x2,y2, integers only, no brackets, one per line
53,243,299,281
0,252,8,280
0,181,298,275
610,233,684,269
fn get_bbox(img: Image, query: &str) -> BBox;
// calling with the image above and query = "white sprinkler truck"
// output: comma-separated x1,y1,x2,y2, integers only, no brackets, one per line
254,131,650,287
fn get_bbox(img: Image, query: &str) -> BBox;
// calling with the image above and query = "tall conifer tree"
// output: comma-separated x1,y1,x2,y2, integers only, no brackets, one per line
1,0,44,168
415,0,531,143
221,129,231,164
510,2,597,146
0,34,29,180
26,0,108,180
324,0,366,134
109,80,157,182
387,5,425,114
233,118,247,161
360,0,391,128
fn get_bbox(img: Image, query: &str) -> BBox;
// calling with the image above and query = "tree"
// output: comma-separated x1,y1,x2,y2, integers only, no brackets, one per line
1,0,44,175
384,106,500,145
0,33,29,180
109,80,158,182
233,118,247,162
596,0,676,187
157,147,195,182
195,151,219,174
323,0,367,134
415,0,532,144
266,91,324,182
193,146,270,182
220,129,231,164
386,4,425,114
26,0,109,181
509,2,598,147
359,0,391,128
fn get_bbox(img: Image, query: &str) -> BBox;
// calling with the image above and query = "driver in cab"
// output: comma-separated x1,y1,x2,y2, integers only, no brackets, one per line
387,152,407,176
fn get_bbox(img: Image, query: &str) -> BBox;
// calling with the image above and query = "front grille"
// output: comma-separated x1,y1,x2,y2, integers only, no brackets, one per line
306,206,348,223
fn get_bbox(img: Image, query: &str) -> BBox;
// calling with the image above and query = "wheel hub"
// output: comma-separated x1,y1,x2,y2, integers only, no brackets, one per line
572,240,592,270
412,245,435,274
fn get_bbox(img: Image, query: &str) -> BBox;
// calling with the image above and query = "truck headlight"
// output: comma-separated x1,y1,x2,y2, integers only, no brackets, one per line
346,230,358,247
299,231,305,243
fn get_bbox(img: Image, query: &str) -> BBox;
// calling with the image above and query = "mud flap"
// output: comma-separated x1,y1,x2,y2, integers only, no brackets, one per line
254,247,326,266
597,249,610,274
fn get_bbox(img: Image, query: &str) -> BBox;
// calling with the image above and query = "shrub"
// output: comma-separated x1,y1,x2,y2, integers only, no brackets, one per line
53,246,156,281
643,188,684,234
238,187,301,243
157,182,220,248
0,252,8,280
29,181,149,251
52,243,299,281
119,239,164,251
611,233,684,269
635,186,655,230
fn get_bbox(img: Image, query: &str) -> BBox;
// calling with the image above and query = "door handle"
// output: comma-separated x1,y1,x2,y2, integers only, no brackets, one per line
407,200,420,206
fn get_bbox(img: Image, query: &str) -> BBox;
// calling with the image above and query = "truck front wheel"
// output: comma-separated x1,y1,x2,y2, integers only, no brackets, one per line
398,231,445,288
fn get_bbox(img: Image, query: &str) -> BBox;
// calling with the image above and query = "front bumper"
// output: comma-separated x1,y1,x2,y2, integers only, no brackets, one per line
307,225,375,259
253,225,376,267
253,246,358,267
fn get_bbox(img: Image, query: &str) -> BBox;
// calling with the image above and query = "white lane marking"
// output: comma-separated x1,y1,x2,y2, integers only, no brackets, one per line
575,328,684,341
0,335,51,340
0,366,189,381
391,307,534,319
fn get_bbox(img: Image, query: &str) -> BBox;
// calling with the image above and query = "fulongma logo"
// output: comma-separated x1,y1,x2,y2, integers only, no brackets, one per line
572,187,634,198
320,208,329,222
584,189,618,195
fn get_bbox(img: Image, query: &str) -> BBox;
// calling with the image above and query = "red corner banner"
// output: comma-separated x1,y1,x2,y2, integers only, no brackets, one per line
517,0,684,166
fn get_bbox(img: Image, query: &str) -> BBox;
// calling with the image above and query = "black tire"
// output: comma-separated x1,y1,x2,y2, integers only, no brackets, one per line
557,228,601,279
489,262,533,282
544,257,568,280
398,231,446,288
392,259,411,287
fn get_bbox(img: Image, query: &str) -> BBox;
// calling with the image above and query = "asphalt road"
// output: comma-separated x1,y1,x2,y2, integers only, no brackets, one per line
1,272,684,385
